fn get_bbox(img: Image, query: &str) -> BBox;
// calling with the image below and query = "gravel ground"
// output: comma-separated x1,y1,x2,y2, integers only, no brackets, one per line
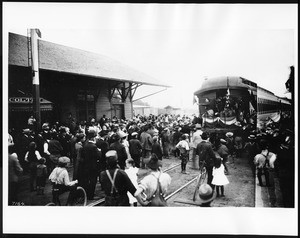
14,152,255,207
164,154,255,207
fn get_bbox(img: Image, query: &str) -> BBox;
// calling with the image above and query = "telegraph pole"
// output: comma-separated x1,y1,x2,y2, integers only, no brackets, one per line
30,29,41,131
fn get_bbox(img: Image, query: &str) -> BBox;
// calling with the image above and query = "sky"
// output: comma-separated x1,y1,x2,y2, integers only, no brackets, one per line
3,3,297,110
2,3,298,234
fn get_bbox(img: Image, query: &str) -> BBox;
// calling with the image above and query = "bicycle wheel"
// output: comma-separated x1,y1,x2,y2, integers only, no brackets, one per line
71,186,87,206
193,174,201,201
45,202,56,206
192,166,207,201
199,167,207,185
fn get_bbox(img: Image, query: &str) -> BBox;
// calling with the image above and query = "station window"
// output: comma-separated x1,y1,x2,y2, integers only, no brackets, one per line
77,90,96,122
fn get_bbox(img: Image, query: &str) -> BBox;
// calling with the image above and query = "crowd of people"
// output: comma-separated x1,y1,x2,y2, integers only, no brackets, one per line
8,110,294,207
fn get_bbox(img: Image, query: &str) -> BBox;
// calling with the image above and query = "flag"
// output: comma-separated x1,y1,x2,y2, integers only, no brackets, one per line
193,95,199,105
227,87,230,96
249,101,255,113
35,29,42,38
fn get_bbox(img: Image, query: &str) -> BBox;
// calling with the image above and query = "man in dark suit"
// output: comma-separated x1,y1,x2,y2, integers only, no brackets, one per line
129,132,142,167
96,130,109,178
109,133,127,170
17,128,34,171
100,150,136,206
196,132,216,187
82,128,101,200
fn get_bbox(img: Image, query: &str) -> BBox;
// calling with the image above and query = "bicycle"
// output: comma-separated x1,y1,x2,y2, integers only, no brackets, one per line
193,160,207,201
45,185,87,206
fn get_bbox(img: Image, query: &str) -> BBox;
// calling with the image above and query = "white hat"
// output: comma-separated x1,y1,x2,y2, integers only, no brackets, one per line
58,156,70,164
117,130,128,138
226,132,233,138
131,132,138,137
198,184,216,204
105,150,118,158
195,124,202,129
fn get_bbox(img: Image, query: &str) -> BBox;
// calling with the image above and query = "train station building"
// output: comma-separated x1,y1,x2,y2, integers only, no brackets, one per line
8,32,169,130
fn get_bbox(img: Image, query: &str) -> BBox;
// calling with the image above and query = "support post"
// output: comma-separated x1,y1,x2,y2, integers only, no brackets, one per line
30,29,41,131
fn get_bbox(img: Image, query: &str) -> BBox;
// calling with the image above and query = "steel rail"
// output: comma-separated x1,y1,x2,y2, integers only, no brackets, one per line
162,163,181,173
87,198,105,207
165,175,199,200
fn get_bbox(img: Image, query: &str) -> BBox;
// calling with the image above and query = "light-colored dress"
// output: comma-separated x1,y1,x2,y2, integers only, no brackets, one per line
212,164,229,186
125,167,139,204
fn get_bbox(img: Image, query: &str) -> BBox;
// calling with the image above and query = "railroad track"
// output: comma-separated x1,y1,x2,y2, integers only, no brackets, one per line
88,162,198,206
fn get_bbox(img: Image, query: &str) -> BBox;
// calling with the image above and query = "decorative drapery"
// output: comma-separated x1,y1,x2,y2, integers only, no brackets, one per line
202,115,240,128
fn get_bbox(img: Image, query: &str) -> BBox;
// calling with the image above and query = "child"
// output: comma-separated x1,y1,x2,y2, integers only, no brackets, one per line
36,157,47,195
49,156,78,205
125,158,139,206
176,134,190,174
211,155,229,197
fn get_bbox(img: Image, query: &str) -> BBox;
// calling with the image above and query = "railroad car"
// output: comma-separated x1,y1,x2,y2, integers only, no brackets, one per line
194,76,291,134
257,86,291,127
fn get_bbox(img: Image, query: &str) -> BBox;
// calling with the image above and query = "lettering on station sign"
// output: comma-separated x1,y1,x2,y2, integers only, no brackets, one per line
9,97,45,103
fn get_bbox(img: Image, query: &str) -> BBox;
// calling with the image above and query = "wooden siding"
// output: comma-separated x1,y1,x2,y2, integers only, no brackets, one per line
96,87,113,119
124,101,133,119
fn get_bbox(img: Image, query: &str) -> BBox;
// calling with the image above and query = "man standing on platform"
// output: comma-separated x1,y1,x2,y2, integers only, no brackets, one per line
100,150,137,206
190,123,203,169
82,128,102,200
196,132,216,187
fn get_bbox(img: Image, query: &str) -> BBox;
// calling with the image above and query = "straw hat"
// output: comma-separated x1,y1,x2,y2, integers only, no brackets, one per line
58,156,70,164
105,150,118,166
226,132,233,138
131,132,138,137
198,184,216,204
23,128,31,134
117,130,128,139
195,123,202,129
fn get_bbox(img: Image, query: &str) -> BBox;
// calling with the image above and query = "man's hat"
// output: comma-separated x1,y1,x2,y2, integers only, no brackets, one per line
76,133,85,140
99,130,108,137
58,156,70,164
147,154,162,170
110,133,120,142
131,132,138,137
198,184,216,204
23,128,31,134
248,134,256,140
226,132,233,138
87,127,96,138
105,150,118,166
254,154,266,164
105,150,118,159
117,130,128,139
201,132,208,140
220,138,227,144
195,123,202,129
42,123,50,130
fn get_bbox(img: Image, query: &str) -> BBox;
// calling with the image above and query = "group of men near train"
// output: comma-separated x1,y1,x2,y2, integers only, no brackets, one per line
8,111,294,206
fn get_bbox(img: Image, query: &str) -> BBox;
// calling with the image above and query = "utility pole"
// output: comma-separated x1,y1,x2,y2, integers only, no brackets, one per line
30,29,42,131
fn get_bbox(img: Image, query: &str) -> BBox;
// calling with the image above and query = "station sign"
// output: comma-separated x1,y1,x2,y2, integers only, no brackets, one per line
9,97,45,104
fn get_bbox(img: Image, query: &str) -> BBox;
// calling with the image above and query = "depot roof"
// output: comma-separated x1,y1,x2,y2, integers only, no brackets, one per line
8,32,170,87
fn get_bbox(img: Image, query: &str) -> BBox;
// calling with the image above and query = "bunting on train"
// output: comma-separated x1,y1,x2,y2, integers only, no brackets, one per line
202,115,239,128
